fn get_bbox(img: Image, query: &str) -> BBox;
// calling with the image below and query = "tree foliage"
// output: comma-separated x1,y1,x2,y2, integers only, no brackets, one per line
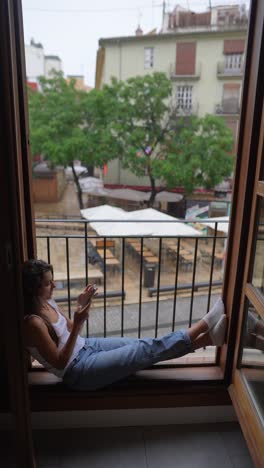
159,114,234,193
29,71,235,210
28,72,119,209
103,73,234,205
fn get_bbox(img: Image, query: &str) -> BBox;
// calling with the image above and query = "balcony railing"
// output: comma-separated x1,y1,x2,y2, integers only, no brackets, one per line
36,218,229,358
175,102,199,116
217,61,244,78
215,98,240,115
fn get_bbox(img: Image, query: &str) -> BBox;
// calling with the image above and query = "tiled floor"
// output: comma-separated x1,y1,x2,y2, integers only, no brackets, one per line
1,422,254,467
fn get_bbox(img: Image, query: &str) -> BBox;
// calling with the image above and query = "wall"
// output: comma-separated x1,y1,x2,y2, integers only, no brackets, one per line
102,31,245,117
45,58,62,77
0,406,237,429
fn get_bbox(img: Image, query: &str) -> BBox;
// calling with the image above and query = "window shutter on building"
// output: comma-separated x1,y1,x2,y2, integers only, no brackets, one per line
176,42,196,75
223,82,240,95
223,83,240,113
223,39,245,54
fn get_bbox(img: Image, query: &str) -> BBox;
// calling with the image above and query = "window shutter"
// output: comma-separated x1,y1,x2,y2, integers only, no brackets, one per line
176,42,196,75
224,39,245,54
223,83,240,113
223,83,240,97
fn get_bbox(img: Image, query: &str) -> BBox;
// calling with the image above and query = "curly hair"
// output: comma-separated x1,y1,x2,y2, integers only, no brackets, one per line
22,259,58,345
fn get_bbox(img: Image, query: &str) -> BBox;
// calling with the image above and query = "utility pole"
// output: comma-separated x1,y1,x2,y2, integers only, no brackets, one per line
162,1,166,19
209,0,212,11
162,0,166,30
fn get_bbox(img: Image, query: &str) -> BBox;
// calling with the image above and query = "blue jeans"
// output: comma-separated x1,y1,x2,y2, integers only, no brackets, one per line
63,330,192,391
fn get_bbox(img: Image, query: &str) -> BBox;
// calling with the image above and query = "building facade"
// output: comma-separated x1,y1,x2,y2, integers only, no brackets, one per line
25,41,91,94
96,4,248,188
44,54,63,78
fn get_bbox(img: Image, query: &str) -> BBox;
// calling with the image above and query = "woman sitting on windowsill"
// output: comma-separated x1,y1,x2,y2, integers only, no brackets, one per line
23,259,227,391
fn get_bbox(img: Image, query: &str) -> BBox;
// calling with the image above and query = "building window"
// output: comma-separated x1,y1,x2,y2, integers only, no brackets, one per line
176,85,193,111
144,47,154,69
224,53,243,73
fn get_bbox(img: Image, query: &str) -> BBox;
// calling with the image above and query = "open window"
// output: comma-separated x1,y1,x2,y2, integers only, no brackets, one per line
0,1,263,466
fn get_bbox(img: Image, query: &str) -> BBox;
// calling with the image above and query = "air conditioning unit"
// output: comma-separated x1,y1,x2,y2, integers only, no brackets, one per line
215,104,223,114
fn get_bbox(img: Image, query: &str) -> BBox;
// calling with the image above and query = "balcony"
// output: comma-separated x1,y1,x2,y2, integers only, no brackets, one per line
35,217,228,366
215,99,240,115
169,62,201,81
175,102,199,116
217,61,244,78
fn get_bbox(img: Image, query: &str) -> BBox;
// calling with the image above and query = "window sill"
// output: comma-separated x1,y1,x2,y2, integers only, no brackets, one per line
27,366,231,411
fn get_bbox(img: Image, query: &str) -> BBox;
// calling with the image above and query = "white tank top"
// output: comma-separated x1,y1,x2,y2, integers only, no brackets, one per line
26,298,85,378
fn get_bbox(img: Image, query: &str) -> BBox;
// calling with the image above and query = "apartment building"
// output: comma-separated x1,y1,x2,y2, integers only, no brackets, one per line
25,38,63,89
96,4,248,188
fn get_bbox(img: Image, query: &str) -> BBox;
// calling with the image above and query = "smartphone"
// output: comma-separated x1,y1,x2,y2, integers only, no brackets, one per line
80,284,98,308
87,284,98,301
90,284,98,296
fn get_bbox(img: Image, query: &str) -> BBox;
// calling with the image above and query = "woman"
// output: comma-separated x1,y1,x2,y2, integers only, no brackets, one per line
23,259,227,391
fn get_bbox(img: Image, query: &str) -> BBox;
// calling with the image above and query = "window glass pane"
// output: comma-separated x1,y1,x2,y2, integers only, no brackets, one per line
176,85,193,112
144,47,154,69
252,197,264,295
241,300,264,424
224,53,243,72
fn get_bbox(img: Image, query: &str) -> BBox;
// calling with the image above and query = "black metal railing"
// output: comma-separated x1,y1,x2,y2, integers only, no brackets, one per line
36,218,229,344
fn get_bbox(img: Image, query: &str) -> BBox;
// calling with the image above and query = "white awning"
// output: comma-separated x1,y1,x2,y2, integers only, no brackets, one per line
80,205,127,236
198,216,229,234
128,208,201,237
81,205,201,237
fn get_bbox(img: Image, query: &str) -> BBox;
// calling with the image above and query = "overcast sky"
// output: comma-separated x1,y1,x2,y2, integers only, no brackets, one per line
22,0,251,87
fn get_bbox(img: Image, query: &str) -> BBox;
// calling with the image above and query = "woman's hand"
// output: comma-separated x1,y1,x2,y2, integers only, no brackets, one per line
77,284,97,308
73,302,91,329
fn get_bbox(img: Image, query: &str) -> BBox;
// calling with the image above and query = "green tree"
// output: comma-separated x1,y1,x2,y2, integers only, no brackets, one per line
163,114,234,195
28,72,119,209
104,73,234,206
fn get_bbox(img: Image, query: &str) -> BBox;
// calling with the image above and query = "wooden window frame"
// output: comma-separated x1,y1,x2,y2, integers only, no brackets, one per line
1,0,263,465
0,1,36,466
220,1,264,465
